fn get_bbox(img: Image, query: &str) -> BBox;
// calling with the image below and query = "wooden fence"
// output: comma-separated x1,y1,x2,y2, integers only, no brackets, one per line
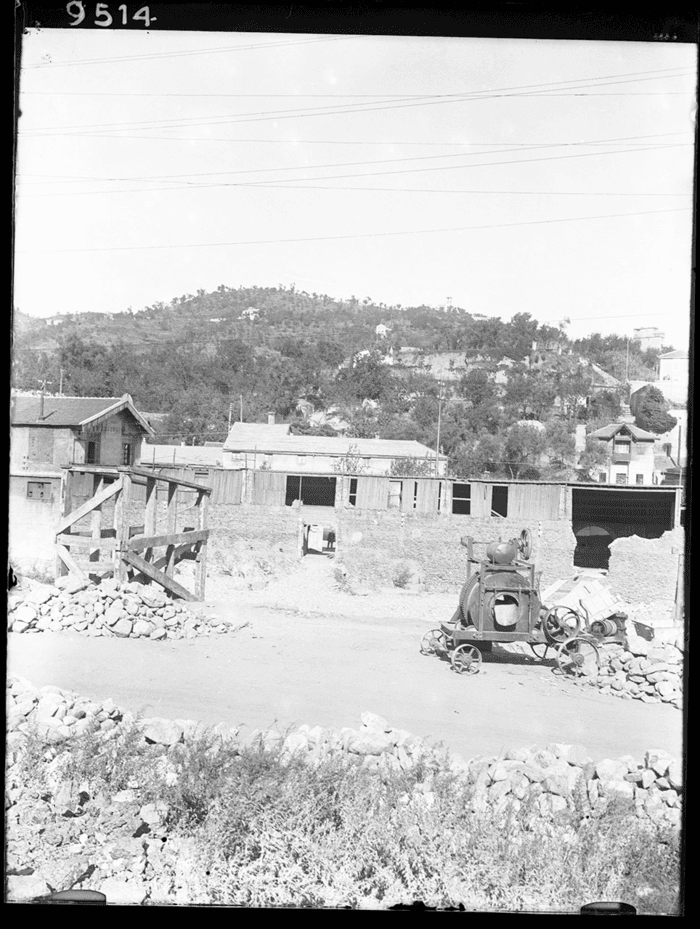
55,466,211,600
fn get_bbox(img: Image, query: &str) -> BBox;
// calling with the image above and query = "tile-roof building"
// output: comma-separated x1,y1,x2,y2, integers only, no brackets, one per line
11,393,154,473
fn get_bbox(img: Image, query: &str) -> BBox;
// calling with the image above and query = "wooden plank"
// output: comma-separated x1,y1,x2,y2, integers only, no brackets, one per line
152,542,198,572
165,482,178,575
129,465,213,494
195,490,209,600
90,475,104,563
57,534,116,550
56,477,123,535
126,528,209,551
55,544,88,580
113,470,131,584
122,550,197,601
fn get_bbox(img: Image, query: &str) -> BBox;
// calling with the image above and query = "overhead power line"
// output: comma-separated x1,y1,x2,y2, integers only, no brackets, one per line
17,207,690,255
16,141,689,198
22,34,360,69
23,66,693,137
15,131,691,187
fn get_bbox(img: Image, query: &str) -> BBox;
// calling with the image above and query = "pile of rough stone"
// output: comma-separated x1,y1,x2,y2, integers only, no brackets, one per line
6,676,683,904
7,575,230,641
581,630,683,710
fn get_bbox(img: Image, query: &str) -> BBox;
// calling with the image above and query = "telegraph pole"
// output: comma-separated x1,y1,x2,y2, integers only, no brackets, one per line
435,381,444,477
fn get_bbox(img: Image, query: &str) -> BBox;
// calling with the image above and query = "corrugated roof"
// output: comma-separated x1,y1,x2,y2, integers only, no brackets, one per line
225,423,292,446
141,444,224,466
224,430,444,459
11,394,153,434
590,422,657,441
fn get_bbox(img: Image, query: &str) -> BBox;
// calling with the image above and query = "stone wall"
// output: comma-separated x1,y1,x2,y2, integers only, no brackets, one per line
335,510,577,593
608,529,684,607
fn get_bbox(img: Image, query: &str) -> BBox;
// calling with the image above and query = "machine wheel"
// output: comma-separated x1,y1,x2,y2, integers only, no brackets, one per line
420,628,447,656
518,528,532,560
543,606,582,644
529,642,551,660
556,637,601,677
451,644,482,675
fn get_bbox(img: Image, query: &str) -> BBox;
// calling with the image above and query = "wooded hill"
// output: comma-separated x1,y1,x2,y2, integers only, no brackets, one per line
11,285,672,479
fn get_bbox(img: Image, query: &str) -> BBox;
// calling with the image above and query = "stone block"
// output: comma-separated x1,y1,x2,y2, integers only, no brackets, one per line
113,618,133,637
139,717,184,747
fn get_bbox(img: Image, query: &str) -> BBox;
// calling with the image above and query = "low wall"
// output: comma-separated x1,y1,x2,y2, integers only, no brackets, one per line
335,511,577,594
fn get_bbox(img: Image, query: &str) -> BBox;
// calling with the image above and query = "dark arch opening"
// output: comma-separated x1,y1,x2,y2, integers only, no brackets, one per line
573,526,614,569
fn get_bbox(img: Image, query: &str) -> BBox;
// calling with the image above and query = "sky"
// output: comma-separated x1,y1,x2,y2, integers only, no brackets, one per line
14,28,697,350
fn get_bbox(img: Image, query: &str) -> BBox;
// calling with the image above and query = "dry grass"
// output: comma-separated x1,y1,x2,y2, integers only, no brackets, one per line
10,726,682,913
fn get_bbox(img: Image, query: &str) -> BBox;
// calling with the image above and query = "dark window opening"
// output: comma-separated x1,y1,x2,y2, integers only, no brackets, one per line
452,482,471,515
388,481,402,509
349,477,358,507
615,474,628,485
413,481,418,510
598,473,607,483
86,440,99,464
492,486,508,518
285,475,336,507
437,482,442,512
27,481,51,500
122,443,133,466
286,475,301,506
636,474,644,485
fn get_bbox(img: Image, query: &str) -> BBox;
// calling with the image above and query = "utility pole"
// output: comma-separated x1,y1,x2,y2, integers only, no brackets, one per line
240,395,243,422
625,337,630,383
59,367,64,395
435,381,444,477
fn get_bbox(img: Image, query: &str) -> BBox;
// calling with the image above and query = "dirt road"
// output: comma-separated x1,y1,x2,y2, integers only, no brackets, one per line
7,600,683,764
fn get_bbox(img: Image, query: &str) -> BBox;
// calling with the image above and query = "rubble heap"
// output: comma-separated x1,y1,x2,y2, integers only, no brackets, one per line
7,675,683,905
7,576,230,641
576,632,683,710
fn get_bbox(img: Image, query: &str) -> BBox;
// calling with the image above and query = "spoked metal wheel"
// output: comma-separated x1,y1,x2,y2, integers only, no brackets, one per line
543,606,582,645
529,642,552,661
420,628,448,656
451,644,482,675
556,637,601,678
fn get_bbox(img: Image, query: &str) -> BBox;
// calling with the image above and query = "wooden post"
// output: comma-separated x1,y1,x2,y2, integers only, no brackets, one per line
113,467,133,585
194,488,209,600
90,474,104,566
144,476,157,570
165,480,178,576
55,469,72,580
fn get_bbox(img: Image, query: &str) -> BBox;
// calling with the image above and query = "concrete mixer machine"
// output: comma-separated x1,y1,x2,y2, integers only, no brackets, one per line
420,530,625,676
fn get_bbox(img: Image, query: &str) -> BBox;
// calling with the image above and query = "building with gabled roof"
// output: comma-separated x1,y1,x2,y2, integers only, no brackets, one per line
588,420,659,486
11,393,154,473
221,421,446,475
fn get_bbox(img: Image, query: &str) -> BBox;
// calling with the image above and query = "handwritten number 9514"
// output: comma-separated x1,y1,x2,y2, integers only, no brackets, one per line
66,3,156,27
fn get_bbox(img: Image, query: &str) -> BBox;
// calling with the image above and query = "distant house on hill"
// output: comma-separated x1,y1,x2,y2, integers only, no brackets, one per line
657,349,689,406
240,307,261,321
588,420,659,485
375,323,390,338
